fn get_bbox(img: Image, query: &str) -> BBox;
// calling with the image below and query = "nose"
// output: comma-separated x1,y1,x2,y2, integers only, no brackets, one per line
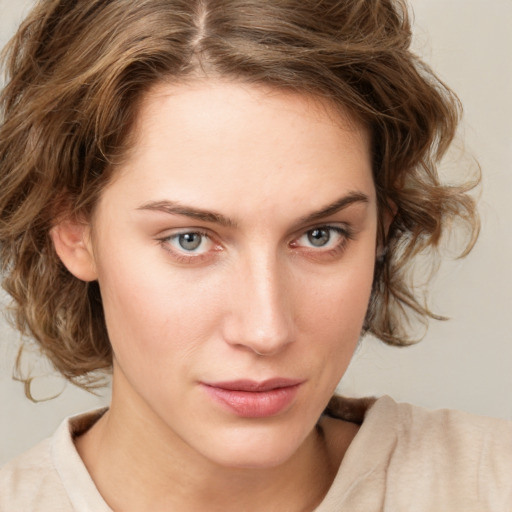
221,250,295,356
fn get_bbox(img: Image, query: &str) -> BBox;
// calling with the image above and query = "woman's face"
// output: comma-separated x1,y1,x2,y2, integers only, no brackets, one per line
85,81,378,468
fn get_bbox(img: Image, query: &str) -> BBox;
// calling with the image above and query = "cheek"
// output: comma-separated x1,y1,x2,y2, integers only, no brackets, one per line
298,256,375,338
96,251,224,368
293,254,376,388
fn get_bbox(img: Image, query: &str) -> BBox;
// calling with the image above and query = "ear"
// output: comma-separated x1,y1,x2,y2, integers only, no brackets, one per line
50,219,98,282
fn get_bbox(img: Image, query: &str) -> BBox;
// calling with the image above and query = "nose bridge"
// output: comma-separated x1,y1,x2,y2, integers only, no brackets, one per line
225,246,294,355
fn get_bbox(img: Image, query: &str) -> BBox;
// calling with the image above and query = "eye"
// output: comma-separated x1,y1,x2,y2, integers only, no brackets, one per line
306,228,332,247
164,231,214,255
176,232,203,251
294,226,349,250
290,226,353,257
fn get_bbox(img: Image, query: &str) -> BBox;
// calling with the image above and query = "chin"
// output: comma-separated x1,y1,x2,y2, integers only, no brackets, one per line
210,447,300,470
197,424,312,470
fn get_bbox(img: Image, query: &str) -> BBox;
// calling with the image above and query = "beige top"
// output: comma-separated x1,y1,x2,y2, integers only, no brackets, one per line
1,396,511,511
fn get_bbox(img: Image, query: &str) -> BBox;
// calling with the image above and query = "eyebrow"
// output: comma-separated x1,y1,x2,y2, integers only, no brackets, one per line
297,192,369,225
136,191,369,228
136,200,237,228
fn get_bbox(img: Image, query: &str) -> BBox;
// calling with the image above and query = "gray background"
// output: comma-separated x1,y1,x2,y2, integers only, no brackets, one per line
1,0,511,464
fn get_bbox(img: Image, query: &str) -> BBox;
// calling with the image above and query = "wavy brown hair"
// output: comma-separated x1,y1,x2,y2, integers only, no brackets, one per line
0,0,478,389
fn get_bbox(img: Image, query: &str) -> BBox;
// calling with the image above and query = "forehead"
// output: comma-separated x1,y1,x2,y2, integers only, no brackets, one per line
133,79,369,152
101,79,375,224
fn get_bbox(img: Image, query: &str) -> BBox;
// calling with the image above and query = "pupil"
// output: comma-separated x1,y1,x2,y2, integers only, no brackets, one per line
179,233,201,251
308,228,330,247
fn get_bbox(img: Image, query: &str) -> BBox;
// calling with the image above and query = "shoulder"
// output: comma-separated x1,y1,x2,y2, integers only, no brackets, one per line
0,408,110,512
327,394,512,459
319,396,512,511
0,436,73,511
372,397,512,509
370,396,512,468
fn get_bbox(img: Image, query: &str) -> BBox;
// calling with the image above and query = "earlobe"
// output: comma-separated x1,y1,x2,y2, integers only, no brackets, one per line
50,220,98,282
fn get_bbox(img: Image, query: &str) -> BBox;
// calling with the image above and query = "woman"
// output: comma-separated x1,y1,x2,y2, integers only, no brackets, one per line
0,0,510,510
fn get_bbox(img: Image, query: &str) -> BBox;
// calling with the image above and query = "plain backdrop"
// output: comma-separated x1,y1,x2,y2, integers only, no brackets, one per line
1,0,511,464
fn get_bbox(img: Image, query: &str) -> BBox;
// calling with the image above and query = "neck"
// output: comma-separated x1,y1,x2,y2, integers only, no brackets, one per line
75,375,349,512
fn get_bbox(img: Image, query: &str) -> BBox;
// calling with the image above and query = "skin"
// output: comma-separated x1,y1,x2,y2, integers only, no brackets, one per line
53,80,379,511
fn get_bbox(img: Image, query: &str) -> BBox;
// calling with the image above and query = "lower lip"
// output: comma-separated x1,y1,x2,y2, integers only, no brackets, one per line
202,384,301,418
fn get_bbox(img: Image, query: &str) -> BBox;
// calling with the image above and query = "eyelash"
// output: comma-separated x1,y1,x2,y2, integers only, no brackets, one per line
158,224,354,264
290,225,354,260
158,230,218,264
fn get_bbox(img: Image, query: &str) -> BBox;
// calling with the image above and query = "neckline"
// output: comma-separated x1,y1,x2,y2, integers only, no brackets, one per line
52,397,393,512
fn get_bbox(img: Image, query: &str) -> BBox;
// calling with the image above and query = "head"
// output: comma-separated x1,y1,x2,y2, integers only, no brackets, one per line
0,0,477,392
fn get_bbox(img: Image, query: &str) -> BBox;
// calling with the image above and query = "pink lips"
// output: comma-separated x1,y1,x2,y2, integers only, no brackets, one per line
202,378,303,418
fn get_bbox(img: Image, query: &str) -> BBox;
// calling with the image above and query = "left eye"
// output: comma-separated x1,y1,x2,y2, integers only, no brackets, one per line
295,226,346,249
167,231,212,253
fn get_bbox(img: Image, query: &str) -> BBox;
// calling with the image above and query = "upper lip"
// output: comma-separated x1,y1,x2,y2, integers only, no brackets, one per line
203,378,304,392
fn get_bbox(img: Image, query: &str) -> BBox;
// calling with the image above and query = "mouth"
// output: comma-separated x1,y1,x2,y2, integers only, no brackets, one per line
201,378,304,418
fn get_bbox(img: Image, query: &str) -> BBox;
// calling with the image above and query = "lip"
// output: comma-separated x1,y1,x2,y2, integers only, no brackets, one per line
201,378,303,418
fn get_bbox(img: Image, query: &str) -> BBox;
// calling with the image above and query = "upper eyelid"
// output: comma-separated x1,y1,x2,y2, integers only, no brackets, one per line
158,229,213,249
159,231,216,260
156,223,352,244
157,227,351,263
158,227,213,240
290,225,353,250
292,222,351,239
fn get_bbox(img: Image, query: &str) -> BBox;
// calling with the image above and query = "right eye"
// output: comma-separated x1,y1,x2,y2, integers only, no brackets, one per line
164,231,213,254
157,228,224,265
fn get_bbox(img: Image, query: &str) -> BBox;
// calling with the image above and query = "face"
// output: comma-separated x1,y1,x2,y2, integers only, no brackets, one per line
84,81,377,468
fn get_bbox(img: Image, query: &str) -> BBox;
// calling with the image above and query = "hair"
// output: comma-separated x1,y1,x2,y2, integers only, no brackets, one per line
0,0,478,390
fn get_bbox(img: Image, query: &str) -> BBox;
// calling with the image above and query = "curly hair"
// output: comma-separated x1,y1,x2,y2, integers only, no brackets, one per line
0,0,478,389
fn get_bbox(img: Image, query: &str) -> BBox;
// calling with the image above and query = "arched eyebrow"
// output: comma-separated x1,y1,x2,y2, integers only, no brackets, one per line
136,191,369,228
297,191,369,225
136,200,238,228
